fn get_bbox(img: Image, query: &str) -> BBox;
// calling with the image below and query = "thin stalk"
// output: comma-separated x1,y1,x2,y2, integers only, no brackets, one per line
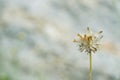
89,52,92,80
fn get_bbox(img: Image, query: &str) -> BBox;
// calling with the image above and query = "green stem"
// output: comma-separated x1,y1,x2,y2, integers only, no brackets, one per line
89,53,92,80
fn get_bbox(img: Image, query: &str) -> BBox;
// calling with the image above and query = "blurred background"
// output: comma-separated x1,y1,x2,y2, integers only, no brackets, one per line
0,0,120,80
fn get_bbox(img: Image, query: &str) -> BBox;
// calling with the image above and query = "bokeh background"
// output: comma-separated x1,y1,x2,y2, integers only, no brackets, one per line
0,0,120,80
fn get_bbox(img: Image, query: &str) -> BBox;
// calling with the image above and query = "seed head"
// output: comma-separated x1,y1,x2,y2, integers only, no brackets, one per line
73,27,103,54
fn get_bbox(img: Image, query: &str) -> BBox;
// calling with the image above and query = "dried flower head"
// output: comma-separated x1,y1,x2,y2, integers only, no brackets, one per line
73,27,103,54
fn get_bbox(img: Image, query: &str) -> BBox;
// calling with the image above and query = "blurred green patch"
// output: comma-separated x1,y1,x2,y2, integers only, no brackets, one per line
0,74,11,80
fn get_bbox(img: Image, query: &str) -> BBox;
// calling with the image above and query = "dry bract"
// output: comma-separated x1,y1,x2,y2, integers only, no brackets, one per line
73,27,103,54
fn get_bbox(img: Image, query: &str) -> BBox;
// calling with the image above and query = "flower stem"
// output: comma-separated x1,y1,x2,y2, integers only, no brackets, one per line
89,52,92,80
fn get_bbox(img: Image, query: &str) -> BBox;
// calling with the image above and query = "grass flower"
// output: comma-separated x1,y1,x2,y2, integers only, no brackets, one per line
73,27,103,80
73,27,103,54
